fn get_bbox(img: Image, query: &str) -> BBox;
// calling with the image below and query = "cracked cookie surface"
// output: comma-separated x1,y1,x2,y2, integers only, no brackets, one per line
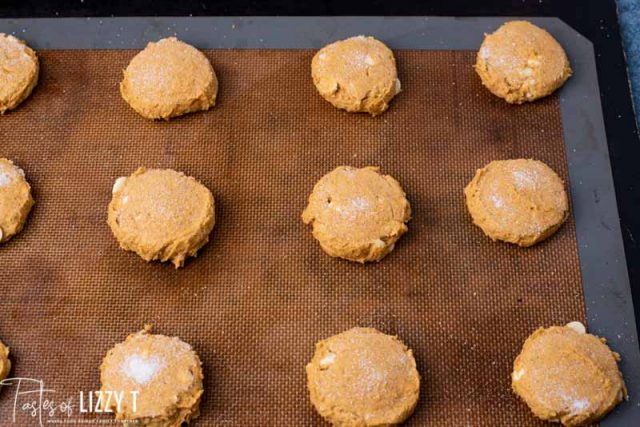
0,33,39,113
512,324,627,426
108,167,215,268
0,158,34,244
120,37,218,120
306,327,420,426
0,339,10,382
100,326,204,426
312,36,400,115
464,159,568,247
475,21,571,103
302,166,410,263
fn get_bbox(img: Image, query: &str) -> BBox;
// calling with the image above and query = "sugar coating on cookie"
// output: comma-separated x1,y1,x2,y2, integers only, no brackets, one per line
475,21,571,103
0,339,10,382
312,36,401,116
120,37,218,120
302,166,411,263
0,33,39,113
512,324,627,426
108,167,215,268
100,326,204,426
0,158,34,244
464,159,568,247
306,327,420,426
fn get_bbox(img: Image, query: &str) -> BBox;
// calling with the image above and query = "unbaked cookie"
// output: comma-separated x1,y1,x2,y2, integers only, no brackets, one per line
464,159,568,247
312,36,401,115
306,327,420,426
0,339,10,382
512,323,627,426
120,37,218,120
302,166,411,263
475,21,571,103
0,158,34,244
100,326,204,426
0,33,39,113
108,167,215,268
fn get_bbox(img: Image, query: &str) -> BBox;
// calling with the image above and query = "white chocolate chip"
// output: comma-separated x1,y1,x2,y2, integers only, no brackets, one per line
565,321,586,334
319,77,339,94
395,78,402,95
0,227,4,242
112,177,127,194
319,352,336,369
364,55,374,66
16,167,25,177
512,368,525,381
372,239,385,248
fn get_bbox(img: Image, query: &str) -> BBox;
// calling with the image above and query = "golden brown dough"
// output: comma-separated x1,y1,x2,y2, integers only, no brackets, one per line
464,159,568,246
100,326,204,426
475,21,571,103
512,323,627,426
302,166,411,263
0,33,39,113
120,37,218,120
312,36,400,115
0,158,34,244
0,339,10,382
107,167,215,268
306,327,420,426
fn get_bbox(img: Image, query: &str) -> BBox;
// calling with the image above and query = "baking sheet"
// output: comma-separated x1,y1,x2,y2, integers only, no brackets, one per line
0,17,638,426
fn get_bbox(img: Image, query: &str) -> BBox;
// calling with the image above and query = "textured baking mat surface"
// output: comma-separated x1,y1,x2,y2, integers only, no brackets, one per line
0,50,584,426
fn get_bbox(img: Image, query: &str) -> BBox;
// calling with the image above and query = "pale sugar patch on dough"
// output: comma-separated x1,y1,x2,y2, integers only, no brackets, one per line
570,398,590,415
350,197,370,211
0,172,11,187
512,169,538,190
490,193,504,209
479,46,492,60
121,354,166,385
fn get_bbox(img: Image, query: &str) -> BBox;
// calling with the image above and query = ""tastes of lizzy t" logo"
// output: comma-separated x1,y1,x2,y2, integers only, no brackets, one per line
0,377,139,426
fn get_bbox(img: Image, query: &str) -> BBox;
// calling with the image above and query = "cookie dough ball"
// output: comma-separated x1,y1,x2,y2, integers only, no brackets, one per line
312,36,401,116
464,159,568,247
306,327,420,426
108,167,215,268
302,166,411,263
0,340,10,382
512,323,627,426
100,326,204,426
0,34,39,113
0,158,35,244
120,37,218,120
475,21,571,103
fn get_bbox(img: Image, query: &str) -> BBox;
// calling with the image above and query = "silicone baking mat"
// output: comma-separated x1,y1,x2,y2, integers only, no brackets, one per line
0,17,638,426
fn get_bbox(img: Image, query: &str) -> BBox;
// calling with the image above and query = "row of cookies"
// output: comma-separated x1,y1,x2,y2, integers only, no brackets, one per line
1,158,568,266
0,20,570,119
0,321,627,426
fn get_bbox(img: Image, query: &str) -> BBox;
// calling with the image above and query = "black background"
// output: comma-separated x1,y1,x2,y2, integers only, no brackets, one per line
2,0,639,334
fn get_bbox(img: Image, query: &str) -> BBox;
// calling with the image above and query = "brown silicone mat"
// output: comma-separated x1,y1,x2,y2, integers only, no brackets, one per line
0,49,584,426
